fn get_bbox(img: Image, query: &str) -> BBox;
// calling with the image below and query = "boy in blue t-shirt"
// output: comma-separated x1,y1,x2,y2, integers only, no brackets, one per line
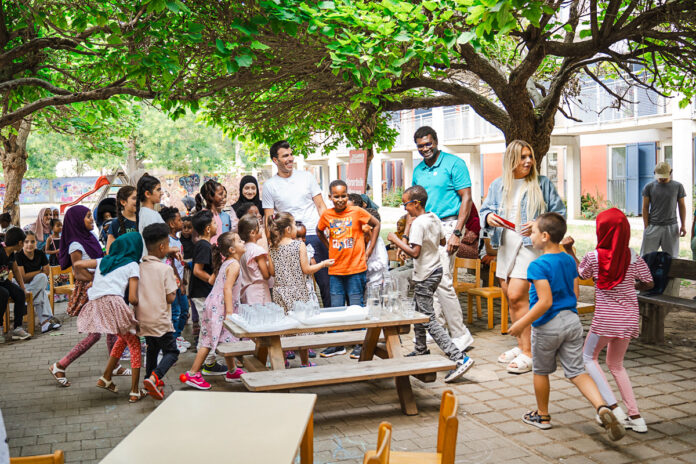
508,212,624,441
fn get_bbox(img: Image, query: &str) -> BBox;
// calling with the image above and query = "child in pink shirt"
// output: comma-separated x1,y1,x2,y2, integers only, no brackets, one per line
237,214,271,304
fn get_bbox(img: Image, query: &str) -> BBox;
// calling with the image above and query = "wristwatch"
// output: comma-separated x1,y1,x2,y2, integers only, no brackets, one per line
452,229,463,238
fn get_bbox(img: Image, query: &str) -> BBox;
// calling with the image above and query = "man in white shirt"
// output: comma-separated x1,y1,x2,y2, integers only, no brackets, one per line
262,140,330,307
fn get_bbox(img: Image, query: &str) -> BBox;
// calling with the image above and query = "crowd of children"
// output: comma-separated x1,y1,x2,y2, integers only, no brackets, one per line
0,159,652,441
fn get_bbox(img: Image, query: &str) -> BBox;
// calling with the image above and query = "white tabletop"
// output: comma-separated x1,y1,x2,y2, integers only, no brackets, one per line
101,391,316,464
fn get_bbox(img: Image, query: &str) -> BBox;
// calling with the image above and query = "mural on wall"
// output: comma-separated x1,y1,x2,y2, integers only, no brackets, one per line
53,177,100,203
0,177,98,206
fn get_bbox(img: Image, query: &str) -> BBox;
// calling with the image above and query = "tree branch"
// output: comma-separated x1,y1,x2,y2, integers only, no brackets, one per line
0,78,72,95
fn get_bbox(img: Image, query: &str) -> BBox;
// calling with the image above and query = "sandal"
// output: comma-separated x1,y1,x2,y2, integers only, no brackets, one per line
144,374,165,400
96,376,119,394
129,388,148,403
498,347,521,364
49,363,70,387
507,353,533,374
523,410,552,430
112,365,132,376
597,405,626,442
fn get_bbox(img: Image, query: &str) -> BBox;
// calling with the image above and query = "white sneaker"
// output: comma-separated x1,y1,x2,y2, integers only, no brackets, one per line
452,332,474,352
177,341,188,354
596,406,627,426
177,337,191,348
624,416,648,433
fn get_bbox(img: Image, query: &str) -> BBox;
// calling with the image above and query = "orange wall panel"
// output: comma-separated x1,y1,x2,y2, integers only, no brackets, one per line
482,153,503,198
581,145,607,199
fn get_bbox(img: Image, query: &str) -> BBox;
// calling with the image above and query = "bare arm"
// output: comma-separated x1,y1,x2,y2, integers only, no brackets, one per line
264,208,275,232
313,194,327,217
268,251,275,277
223,261,240,316
45,237,59,255
193,262,213,285
642,196,650,229
11,262,25,290
316,225,330,251
128,277,139,306
106,234,115,254
386,232,421,259
71,251,96,281
166,291,177,304
299,241,332,275
365,216,381,259
508,279,552,337
678,197,687,237
447,187,473,254
256,255,271,280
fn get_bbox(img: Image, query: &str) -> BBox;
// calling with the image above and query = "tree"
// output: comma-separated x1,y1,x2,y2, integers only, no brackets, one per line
200,0,696,172
1,0,271,221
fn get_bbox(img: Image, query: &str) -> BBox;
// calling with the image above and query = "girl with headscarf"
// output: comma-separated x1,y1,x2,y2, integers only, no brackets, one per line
29,207,52,250
232,175,263,219
565,208,654,433
49,206,129,388
78,232,145,402
480,140,566,374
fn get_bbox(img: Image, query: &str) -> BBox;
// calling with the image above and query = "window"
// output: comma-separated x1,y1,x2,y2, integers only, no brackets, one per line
608,146,626,210
664,145,673,166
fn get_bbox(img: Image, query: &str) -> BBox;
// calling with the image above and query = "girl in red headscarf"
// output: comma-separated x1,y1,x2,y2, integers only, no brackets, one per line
565,208,654,433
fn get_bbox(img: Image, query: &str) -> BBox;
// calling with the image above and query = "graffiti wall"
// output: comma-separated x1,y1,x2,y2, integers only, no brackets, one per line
0,177,99,206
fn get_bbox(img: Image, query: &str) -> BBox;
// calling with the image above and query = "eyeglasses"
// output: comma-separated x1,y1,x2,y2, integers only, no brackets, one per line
401,199,418,207
416,141,433,150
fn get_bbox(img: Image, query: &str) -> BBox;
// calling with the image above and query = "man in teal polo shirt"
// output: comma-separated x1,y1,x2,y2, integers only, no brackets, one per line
410,126,474,352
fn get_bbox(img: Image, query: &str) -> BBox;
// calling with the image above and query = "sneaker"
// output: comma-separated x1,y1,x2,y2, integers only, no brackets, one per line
121,347,131,361
405,349,430,357
201,362,228,376
225,368,246,382
444,356,474,383
452,332,474,352
179,371,211,390
285,351,296,360
177,337,191,348
624,416,648,433
300,362,317,367
597,406,626,442
349,346,362,359
11,327,31,340
308,349,317,358
176,340,188,354
320,346,346,358
595,406,627,427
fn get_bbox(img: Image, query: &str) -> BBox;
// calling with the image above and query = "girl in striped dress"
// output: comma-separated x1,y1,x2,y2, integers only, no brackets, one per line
565,208,654,433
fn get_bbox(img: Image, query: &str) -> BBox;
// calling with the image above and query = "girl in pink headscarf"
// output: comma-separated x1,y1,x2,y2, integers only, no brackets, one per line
30,208,52,250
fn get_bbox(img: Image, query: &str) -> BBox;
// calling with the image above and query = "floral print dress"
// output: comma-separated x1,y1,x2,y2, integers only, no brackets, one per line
198,258,240,350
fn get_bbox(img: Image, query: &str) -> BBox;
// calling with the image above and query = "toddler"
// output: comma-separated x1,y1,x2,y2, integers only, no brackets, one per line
45,218,62,266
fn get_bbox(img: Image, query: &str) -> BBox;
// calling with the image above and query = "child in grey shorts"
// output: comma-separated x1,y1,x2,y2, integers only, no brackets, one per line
508,212,624,441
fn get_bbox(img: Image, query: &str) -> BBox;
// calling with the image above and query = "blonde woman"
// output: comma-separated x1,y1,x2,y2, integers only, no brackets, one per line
480,140,566,374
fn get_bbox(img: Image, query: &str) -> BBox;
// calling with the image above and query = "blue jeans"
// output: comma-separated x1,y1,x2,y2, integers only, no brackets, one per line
329,272,367,307
171,290,189,338
306,235,331,308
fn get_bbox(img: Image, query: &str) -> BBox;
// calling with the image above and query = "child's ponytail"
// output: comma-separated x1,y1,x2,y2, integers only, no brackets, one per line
267,212,294,248
212,231,237,276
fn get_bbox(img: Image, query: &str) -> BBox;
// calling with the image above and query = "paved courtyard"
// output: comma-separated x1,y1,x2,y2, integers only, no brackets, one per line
1,296,696,464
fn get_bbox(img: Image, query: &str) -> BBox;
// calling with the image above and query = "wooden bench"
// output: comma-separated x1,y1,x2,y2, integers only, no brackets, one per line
217,331,385,365
241,355,456,392
638,258,696,344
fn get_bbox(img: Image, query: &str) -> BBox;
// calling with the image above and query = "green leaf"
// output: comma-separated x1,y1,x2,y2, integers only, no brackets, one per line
250,40,270,50
106,34,123,45
216,38,228,55
377,78,392,91
579,28,592,39
423,1,437,11
234,54,253,67
318,1,335,9
188,23,205,34
165,0,180,13
457,31,476,44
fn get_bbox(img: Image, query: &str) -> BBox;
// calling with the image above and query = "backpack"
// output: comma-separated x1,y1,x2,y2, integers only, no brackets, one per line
641,251,672,295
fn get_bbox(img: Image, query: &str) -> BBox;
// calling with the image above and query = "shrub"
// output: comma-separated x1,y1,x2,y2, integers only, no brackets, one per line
382,188,404,207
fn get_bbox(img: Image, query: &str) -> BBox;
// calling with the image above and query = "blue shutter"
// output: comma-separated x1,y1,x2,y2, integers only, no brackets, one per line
638,142,656,203
625,143,640,215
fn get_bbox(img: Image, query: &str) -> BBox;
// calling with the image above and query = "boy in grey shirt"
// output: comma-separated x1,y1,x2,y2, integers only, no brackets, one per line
641,162,686,256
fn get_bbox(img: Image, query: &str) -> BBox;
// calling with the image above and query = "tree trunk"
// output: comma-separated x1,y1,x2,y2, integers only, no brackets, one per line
503,113,554,171
125,136,144,178
0,118,32,226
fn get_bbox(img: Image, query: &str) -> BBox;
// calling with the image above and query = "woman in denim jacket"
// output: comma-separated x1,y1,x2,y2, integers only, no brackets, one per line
480,140,566,374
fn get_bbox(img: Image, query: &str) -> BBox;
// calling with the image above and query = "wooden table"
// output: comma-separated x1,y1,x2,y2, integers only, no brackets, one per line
223,314,446,415
101,391,316,464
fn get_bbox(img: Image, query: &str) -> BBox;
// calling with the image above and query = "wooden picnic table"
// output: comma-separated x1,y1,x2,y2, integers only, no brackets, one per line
101,391,316,464
222,313,456,415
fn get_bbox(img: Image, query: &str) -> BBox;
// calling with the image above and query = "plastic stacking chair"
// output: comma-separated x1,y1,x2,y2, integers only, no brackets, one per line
466,260,509,333
49,266,75,314
364,390,459,464
11,450,64,463
363,422,392,464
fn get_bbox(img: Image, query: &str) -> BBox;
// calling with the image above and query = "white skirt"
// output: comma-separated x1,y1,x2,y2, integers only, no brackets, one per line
495,229,541,280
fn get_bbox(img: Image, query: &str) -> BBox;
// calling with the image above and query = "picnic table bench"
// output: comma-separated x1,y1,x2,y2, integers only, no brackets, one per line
638,257,696,344
222,314,456,415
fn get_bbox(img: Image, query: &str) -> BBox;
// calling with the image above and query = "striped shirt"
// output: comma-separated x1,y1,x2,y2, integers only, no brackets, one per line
579,250,653,339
